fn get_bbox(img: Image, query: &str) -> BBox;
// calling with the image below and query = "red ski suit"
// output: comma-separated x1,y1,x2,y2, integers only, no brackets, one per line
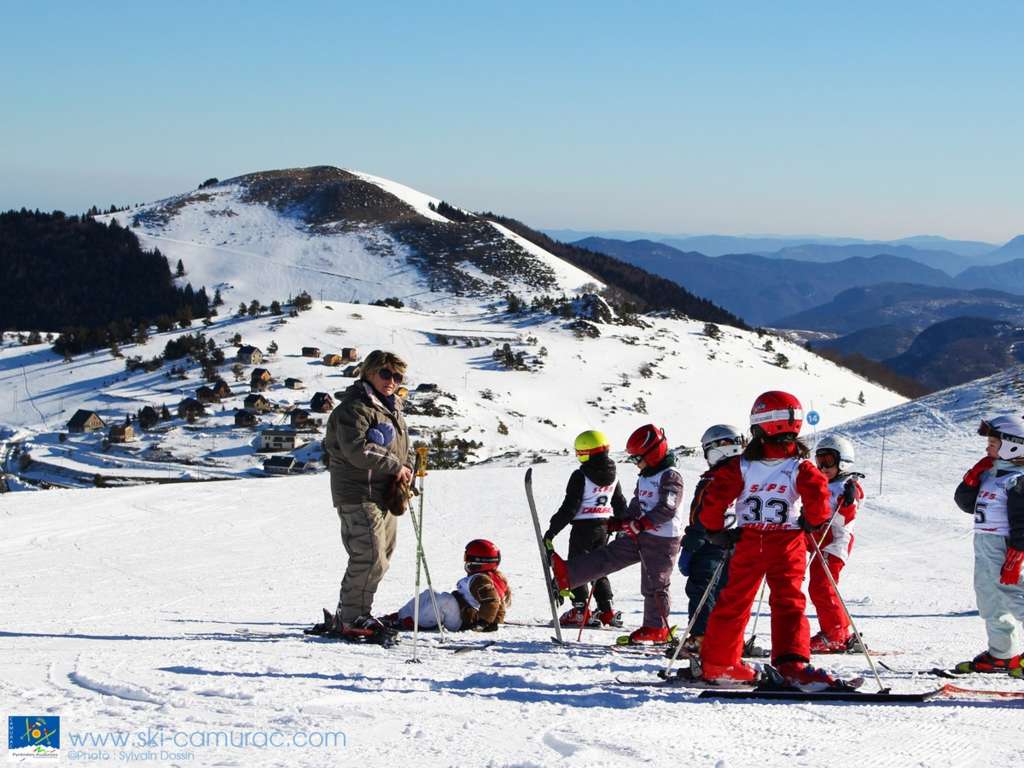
698,442,832,667
807,478,863,641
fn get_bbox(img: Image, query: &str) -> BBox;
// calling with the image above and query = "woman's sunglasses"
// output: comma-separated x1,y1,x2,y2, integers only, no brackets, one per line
377,368,404,384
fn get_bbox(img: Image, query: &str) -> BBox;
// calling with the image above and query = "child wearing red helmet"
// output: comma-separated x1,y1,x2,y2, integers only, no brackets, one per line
695,391,842,688
550,424,685,645
383,540,512,632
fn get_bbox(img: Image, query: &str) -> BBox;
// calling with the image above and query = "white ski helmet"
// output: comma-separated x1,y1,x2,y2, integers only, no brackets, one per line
979,416,1024,461
700,424,747,467
815,434,855,472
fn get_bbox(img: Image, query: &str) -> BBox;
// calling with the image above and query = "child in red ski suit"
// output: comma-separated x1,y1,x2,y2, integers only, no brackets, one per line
697,391,836,687
807,435,864,653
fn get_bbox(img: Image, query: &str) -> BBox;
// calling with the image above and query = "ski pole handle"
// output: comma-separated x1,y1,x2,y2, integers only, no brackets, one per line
415,445,429,477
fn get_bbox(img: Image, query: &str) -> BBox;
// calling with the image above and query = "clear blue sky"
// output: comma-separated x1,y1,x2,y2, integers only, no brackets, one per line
2,1,1021,242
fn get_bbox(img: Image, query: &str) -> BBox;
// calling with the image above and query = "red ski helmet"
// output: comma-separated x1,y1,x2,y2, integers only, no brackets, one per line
464,539,501,573
626,424,668,466
750,390,803,438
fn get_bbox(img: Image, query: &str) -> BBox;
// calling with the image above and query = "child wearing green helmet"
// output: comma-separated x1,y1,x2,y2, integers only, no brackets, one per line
542,429,627,627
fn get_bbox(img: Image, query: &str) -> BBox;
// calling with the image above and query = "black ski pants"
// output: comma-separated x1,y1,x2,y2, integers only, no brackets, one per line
569,521,614,610
684,542,730,637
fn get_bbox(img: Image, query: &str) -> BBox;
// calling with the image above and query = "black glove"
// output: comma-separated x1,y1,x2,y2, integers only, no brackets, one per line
842,480,857,507
799,515,825,533
680,531,707,553
706,528,742,548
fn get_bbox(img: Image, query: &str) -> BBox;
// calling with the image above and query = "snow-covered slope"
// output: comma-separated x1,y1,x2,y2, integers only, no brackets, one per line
0,298,904,487
3,391,1024,765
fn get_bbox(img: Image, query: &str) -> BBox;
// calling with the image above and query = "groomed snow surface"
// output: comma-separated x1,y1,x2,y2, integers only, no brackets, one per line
4,367,1024,766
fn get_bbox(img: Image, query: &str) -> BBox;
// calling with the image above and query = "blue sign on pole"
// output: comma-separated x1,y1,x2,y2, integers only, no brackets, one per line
806,410,820,426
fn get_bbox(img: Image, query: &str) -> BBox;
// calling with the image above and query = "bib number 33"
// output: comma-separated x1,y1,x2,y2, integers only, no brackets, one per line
741,497,790,525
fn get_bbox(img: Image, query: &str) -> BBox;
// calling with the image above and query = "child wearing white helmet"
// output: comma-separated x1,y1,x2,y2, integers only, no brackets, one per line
674,424,747,654
953,415,1024,676
543,430,628,628
808,434,865,653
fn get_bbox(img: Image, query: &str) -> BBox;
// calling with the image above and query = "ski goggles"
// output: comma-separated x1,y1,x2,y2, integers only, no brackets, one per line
978,420,1024,446
706,437,743,450
815,451,839,469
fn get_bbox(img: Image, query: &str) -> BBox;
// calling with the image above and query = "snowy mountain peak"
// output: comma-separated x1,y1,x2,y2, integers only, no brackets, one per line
108,166,600,311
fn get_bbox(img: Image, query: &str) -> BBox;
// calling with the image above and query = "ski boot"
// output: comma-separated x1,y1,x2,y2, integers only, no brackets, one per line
809,631,863,654
954,651,1022,674
596,608,624,628
338,615,400,646
380,612,415,631
304,608,340,636
548,553,573,606
700,660,762,684
742,636,770,658
617,625,675,646
559,603,597,627
775,660,859,691
664,633,702,660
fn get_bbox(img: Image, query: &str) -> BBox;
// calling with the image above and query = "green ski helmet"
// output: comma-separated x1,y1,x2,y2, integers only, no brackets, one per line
574,430,610,462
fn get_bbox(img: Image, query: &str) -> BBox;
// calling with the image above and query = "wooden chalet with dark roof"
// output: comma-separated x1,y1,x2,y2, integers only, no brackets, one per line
243,393,273,413
211,379,232,399
310,392,334,413
68,409,105,433
237,345,263,365
250,368,272,391
234,409,259,428
108,423,135,443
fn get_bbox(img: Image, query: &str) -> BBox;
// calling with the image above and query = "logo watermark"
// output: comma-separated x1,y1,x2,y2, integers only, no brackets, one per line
8,716,60,762
8,718,346,763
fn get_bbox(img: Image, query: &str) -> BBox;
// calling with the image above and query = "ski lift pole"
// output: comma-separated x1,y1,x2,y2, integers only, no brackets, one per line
878,420,886,496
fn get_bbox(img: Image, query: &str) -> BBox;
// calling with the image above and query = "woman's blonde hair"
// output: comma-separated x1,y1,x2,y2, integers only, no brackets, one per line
361,350,408,381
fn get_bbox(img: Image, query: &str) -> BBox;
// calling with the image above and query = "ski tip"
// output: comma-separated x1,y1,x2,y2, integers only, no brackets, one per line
525,467,533,481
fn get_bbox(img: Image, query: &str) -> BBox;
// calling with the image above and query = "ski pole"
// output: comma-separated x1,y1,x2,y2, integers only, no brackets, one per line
662,554,728,678
804,474,864,578
415,446,448,643
576,582,596,642
407,447,447,663
745,580,766,655
807,533,886,692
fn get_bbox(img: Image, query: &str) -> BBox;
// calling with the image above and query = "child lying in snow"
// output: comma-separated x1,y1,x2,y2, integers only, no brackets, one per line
382,539,512,632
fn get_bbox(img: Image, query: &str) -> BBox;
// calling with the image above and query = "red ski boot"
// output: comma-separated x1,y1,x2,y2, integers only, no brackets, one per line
809,631,859,654
558,603,595,627
701,660,759,684
955,651,1022,674
617,625,674,645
